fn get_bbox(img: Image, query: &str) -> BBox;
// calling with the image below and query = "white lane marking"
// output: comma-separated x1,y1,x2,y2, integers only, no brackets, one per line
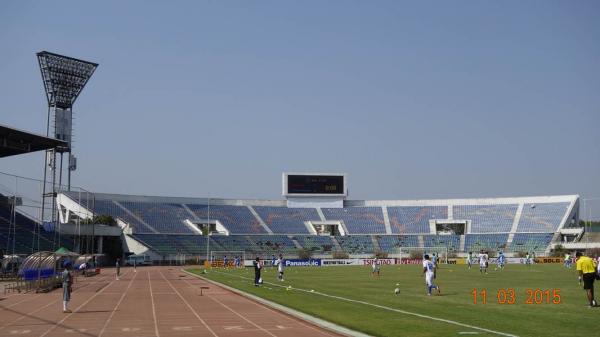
0,294,42,311
172,326,193,331
9,329,31,334
276,325,287,329
210,270,519,337
39,272,129,337
98,269,139,337
66,328,87,333
148,270,160,337
0,272,118,330
459,333,481,335
208,294,278,337
181,273,338,337
224,326,244,330
158,269,219,337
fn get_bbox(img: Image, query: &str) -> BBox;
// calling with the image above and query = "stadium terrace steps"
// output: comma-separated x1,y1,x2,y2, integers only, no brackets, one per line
464,234,509,252
387,206,448,234
381,206,392,234
57,193,577,256
454,204,518,233
371,235,381,252
247,205,273,234
187,204,267,234
322,207,386,234
253,206,319,234
509,233,554,252
517,203,570,233
0,204,74,254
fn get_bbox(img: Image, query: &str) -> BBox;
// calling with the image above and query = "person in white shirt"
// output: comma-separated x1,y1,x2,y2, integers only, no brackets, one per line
478,250,488,274
372,257,380,276
422,254,440,296
274,254,285,281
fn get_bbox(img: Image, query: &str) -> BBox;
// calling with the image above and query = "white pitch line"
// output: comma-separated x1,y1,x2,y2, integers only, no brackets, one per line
158,269,219,337
210,270,519,337
98,269,139,337
148,270,160,337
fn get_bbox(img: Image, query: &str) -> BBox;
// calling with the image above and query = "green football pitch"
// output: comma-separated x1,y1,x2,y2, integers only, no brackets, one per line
187,264,595,337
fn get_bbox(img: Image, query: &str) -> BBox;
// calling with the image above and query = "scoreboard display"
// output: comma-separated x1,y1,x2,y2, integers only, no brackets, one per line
284,173,346,196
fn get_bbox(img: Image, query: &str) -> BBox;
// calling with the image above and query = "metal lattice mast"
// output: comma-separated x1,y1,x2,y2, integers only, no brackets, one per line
36,51,97,256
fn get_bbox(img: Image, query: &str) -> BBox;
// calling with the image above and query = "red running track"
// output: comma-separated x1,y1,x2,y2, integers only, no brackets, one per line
0,266,343,337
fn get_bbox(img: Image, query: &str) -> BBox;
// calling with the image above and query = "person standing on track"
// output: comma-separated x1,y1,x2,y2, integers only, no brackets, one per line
253,257,262,286
62,261,73,313
116,258,121,280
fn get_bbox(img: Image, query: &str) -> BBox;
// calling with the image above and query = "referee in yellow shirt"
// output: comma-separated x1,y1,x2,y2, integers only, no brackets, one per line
576,251,598,307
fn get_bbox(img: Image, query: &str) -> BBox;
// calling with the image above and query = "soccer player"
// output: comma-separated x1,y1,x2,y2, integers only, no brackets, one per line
564,253,572,269
575,251,597,307
275,254,284,281
422,254,440,296
467,251,473,269
432,253,438,268
525,252,531,266
253,257,262,286
496,251,505,271
478,250,488,274
372,257,380,276
223,255,228,268
115,258,121,280
271,254,276,268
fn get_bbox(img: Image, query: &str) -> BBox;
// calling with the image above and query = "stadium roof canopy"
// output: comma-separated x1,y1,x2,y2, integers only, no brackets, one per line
0,124,67,157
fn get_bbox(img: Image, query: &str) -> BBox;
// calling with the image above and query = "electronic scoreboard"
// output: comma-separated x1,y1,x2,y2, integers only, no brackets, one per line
283,173,347,197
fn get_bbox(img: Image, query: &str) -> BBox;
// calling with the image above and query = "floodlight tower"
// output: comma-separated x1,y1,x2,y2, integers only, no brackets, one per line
37,51,97,249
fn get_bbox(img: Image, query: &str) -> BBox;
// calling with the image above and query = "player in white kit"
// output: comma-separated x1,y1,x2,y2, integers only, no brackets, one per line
274,254,284,281
478,250,488,274
372,257,380,276
422,254,440,296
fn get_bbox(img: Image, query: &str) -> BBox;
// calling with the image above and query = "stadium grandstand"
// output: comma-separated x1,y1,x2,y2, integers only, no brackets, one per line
52,190,579,261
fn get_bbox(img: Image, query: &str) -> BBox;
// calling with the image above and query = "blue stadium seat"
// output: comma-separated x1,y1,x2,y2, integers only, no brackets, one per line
323,207,386,234
454,205,517,233
187,204,267,234
387,206,447,234
254,206,319,234
517,203,569,232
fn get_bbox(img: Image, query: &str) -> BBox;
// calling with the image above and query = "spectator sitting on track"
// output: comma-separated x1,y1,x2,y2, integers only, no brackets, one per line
78,262,87,276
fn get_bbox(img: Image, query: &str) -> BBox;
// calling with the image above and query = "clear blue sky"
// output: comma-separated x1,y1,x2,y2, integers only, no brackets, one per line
1,1,599,217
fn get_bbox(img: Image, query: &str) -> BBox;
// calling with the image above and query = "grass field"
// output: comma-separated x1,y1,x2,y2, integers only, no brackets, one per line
187,263,596,337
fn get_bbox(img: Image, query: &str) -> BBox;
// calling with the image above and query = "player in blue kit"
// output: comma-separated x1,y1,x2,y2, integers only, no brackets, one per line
496,251,506,271
422,254,440,296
